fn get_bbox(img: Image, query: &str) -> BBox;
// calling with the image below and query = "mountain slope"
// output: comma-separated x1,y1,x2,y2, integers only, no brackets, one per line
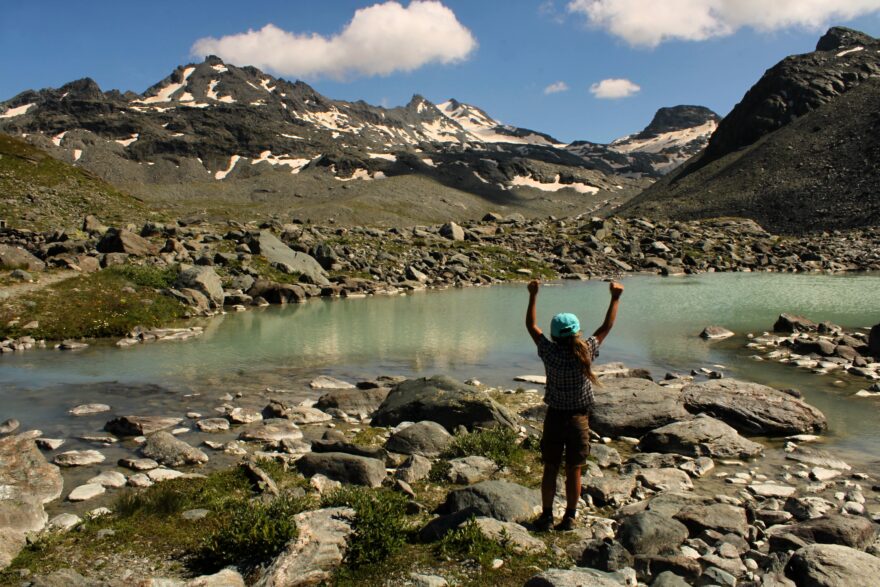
0,132,146,230
622,27,880,233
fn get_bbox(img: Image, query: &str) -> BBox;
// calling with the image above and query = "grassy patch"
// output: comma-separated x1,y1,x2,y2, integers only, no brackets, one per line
436,517,509,567
442,427,526,469
0,266,187,340
321,486,411,568
247,256,302,285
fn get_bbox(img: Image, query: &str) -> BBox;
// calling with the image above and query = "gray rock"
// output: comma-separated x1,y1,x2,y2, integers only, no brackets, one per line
371,376,519,432
315,387,390,416
86,471,127,488
196,418,230,432
524,568,634,586
446,456,497,484
0,245,46,271
227,407,263,424
309,375,356,390
296,452,386,488
590,378,689,437
187,569,246,587
583,474,637,507
263,403,332,424
436,480,540,522
409,574,448,587
439,222,465,241
96,228,158,256
118,457,159,471
617,511,689,555
772,514,878,550
700,326,735,339
785,543,880,586
141,431,208,467
639,414,764,459
0,419,19,435
257,507,356,587
176,265,224,308
682,378,827,435
774,314,817,333
249,231,330,286
68,403,111,416
104,415,182,436
395,455,432,485
674,503,748,536
0,433,63,569
573,538,635,572
592,444,623,468
67,483,105,502
637,468,693,492
385,421,453,457
238,419,303,443
473,517,546,554
785,446,851,471
650,571,690,587
785,496,834,521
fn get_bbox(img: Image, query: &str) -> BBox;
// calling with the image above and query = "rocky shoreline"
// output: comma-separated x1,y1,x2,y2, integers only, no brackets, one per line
2,213,879,350
2,365,879,586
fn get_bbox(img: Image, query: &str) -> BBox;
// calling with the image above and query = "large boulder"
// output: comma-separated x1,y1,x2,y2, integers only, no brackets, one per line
0,245,45,271
0,433,63,570
141,431,208,467
590,378,689,437
296,453,386,488
256,507,356,587
774,313,817,333
673,503,748,536
786,543,880,586
96,228,158,256
248,231,329,286
315,388,390,417
371,376,519,432
436,480,540,523
617,511,689,556
175,265,224,308
682,379,827,435
639,414,764,459
385,421,453,457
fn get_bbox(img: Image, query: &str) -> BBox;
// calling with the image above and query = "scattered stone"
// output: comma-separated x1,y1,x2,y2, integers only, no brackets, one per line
86,471,127,488
68,403,111,416
617,511,689,556
395,454,432,484
227,407,263,424
309,375,356,390
446,456,497,484
118,457,159,471
0,419,20,435
48,513,81,532
67,483,105,502
104,415,182,436
749,483,797,498
35,438,64,451
238,419,303,443
701,326,735,340
196,418,231,432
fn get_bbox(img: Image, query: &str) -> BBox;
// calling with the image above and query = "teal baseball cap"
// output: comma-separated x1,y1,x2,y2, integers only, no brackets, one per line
551,313,580,338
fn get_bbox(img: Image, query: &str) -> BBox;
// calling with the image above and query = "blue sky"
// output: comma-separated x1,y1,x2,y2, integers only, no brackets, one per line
3,1,880,143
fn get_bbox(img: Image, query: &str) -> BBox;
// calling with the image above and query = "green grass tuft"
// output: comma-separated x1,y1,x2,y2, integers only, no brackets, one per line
442,427,525,468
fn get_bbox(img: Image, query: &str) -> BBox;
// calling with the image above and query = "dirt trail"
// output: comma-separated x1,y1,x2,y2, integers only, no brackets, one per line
0,270,79,301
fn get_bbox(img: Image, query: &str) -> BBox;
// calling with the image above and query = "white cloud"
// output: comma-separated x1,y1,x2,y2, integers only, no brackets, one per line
191,1,477,80
544,81,570,94
567,0,880,47
590,78,641,99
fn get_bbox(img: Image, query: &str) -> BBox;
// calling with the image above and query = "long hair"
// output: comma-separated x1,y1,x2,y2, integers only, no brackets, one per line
553,333,600,386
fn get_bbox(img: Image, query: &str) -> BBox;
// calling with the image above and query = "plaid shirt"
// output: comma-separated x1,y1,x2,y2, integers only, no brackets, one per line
537,334,599,411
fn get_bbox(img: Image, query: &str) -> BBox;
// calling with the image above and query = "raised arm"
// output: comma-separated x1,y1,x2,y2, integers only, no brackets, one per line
592,281,623,344
526,280,543,345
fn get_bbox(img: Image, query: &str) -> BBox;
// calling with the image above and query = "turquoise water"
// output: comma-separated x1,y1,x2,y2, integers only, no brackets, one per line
2,272,879,462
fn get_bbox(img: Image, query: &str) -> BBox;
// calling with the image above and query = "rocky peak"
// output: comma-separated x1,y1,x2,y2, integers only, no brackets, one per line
816,26,876,52
59,78,105,101
637,106,719,138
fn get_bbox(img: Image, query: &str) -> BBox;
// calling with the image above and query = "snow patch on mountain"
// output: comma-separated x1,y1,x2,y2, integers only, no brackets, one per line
610,120,718,155
215,155,240,180
509,174,599,194
0,103,35,118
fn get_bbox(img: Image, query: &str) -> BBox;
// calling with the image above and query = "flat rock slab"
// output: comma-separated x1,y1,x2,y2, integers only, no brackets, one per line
436,480,540,523
674,503,748,536
315,388,390,417
256,507,355,587
53,449,105,467
774,514,879,550
68,483,105,502
196,418,231,432
68,403,111,416
296,452,386,488
639,414,764,459
590,378,689,437
118,457,159,471
147,468,185,482
637,468,693,492
87,471,127,488
310,375,356,390
525,567,634,586
141,432,208,467
682,378,827,435
474,517,546,554
371,375,519,432
104,415,182,436
786,544,880,586
238,419,303,443
227,407,262,424
749,483,797,498
785,446,851,471
385,420,453,457
270,405,333,425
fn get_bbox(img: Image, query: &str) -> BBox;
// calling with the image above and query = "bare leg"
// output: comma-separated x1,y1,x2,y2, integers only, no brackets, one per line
565,465,582,512
541,463,561,512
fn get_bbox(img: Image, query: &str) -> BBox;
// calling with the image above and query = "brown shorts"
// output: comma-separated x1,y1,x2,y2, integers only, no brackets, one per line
541,407,591,467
